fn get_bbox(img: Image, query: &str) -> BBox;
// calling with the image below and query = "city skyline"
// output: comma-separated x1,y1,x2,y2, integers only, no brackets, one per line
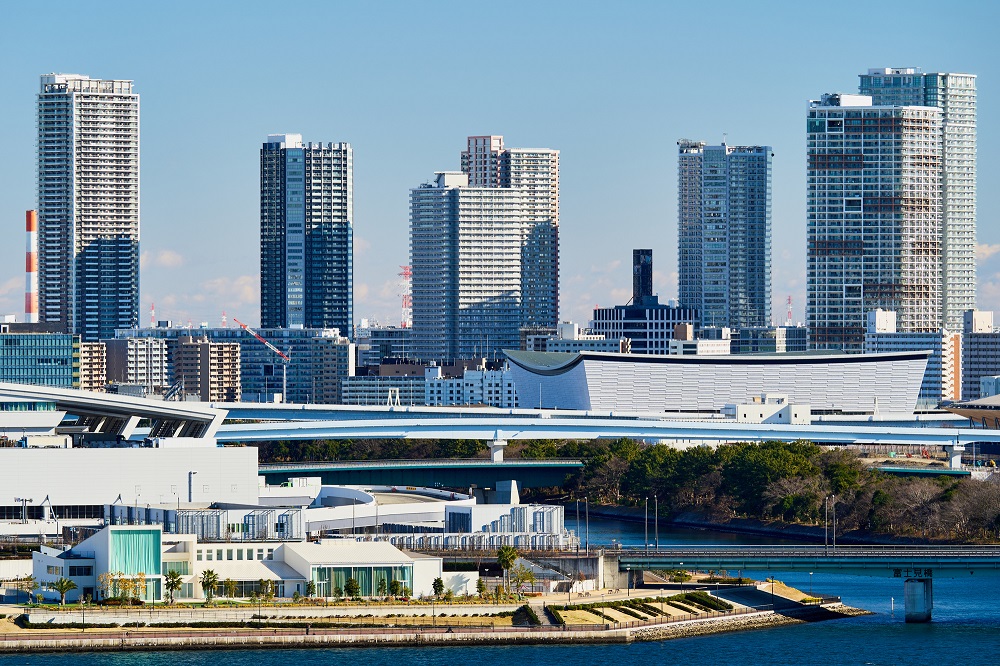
1,1,997,331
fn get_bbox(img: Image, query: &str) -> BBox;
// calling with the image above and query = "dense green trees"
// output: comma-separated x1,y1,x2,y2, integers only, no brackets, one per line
249,434,1000,542
253,438,489,463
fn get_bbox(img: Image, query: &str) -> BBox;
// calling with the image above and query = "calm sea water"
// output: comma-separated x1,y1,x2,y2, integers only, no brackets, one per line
3,519,997,666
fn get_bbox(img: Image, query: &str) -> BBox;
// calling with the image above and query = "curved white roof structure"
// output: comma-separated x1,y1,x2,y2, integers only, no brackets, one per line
504,350,930,415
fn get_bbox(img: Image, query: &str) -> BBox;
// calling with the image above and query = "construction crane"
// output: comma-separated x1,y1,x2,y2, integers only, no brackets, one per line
233,318,291,400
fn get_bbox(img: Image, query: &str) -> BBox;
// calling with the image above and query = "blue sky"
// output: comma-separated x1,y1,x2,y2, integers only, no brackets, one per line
0,0,997,329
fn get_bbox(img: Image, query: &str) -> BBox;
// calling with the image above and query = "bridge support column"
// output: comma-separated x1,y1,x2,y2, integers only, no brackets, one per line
490,439,507,462
904,578,933,623
944,444,965,469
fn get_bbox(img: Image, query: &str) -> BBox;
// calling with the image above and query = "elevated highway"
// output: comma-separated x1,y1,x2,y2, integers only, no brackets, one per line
258,458,583,488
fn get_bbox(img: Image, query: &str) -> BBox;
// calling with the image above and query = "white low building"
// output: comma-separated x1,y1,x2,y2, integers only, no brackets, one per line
33,525,444,603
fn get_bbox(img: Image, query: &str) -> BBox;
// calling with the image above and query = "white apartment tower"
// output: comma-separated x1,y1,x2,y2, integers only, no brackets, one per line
806,93,943,351
461,136,560,328
860,68,977,331
37,74,140,341
410,172,525,362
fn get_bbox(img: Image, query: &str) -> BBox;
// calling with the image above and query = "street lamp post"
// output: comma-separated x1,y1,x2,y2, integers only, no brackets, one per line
625,567,631,598
644,497,648,556
809,572,813,597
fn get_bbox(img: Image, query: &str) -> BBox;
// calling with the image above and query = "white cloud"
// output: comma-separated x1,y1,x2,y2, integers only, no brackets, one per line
978,244,1000,262
355,236,372,257
141,249,186,269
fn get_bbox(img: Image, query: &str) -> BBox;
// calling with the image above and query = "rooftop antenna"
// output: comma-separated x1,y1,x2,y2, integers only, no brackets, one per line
722,132,728,145
150,302,155,328
221,310,227,328
785,296,793,327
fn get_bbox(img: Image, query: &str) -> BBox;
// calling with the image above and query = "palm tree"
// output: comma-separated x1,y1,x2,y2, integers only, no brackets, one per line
19,575,39,604
164,570,183,605
497,545,518,592
199,569,219,603
51,577,78,606
224,578,238,599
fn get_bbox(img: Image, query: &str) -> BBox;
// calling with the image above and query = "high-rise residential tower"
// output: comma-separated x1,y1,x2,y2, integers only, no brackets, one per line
461,136,559,328
37,74,140,341
410,172,525,362
806,93,943,351
859,68,977,331
677,141,772,328
260,134,353,333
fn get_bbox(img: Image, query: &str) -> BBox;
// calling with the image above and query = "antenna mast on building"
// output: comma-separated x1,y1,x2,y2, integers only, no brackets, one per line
785,295,793,326
221,311,227,328
150,302,155,328
399,265,413,328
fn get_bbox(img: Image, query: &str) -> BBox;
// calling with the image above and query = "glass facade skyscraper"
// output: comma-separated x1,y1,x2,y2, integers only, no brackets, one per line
260,134,353,334
677,141,772,328
37,74,140,342
859,68,977,332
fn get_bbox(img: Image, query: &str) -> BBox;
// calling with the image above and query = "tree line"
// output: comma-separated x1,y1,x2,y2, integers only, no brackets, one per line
245,437,1000,541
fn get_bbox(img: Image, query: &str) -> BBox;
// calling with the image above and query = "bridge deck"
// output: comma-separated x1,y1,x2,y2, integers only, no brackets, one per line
615,545,1000,578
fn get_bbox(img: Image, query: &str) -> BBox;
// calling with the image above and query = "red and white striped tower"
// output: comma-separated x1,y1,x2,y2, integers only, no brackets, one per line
25,210,38,323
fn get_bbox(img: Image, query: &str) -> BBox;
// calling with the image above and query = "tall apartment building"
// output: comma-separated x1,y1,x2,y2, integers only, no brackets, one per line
78,342,107,392
105,338,170,392
174,336,241,402
962,310,999,401
410,172,526,361
864,309,960,409
677,141,772,328
260,134,353,333
461,136,560,328
860,68,977,330
37,74,140,341
806,93,943,351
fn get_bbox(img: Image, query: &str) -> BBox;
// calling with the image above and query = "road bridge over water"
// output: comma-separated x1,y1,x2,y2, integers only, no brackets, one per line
612,545,1000,622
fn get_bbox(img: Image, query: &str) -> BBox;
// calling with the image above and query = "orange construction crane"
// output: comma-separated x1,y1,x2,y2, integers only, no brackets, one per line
233,318,290,399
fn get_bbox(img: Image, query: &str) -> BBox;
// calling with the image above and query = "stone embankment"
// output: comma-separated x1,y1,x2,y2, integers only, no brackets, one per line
0,604,869,653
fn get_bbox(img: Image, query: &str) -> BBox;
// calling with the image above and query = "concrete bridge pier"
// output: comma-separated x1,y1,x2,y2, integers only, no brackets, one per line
490,438,507,462
904,578,933,622
944,443,965,469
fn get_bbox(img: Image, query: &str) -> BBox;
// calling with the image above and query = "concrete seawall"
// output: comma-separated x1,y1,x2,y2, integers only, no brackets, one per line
0,607,864,653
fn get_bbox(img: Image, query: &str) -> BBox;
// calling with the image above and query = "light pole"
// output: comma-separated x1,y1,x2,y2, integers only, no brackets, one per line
809,572,813,596
824,495,829,554
14,497,33,524
831,494,837,551
654,496,658,550
769,577,775,609
644,497,649,556
625,567,631,598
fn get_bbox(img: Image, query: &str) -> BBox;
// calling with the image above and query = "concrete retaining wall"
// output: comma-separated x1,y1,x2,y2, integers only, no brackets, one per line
28,603,521,625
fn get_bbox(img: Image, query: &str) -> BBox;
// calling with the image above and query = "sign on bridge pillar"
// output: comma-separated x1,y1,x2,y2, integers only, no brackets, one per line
904,578,933,623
